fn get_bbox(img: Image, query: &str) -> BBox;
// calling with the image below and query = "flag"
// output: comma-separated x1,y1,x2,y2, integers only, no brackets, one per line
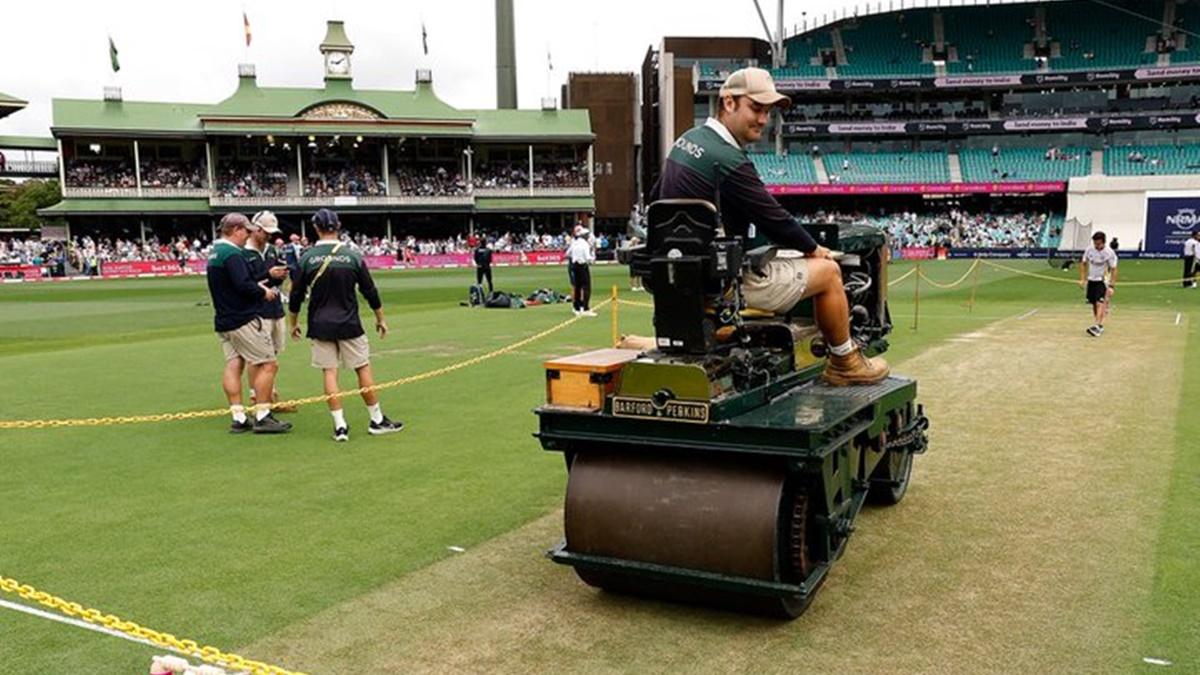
108,36,120,73
421,22,428,55
243,11,252,47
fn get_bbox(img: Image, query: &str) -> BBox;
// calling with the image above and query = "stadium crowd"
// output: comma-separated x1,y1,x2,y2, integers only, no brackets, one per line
394,165,469,196
304,166,386,197
811,209,1053,248
139,161,205,189
65,159,136,188
216,162,288,197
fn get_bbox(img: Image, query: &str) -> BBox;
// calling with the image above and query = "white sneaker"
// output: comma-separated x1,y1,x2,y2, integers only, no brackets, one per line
572,309,582,316
583,310,598,317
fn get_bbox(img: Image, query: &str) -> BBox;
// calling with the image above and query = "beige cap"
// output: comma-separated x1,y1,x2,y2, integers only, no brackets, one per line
252,210,281,233
719,67,791,109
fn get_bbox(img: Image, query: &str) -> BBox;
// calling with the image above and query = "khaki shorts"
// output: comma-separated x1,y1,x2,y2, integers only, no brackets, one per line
219,319,277,365
264,317,287,356
742,252,810,313
311,335,370,371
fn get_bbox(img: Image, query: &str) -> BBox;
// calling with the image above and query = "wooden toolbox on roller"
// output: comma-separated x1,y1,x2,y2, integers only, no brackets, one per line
544,348,641,410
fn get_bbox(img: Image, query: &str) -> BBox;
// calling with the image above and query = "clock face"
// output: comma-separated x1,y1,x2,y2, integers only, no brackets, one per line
326,52,350,75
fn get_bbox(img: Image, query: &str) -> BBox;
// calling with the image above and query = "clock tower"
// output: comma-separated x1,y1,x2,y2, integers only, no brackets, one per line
320,20,354,81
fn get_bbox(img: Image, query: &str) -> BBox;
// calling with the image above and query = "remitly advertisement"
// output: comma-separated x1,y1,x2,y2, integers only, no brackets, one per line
1144,192,1200,253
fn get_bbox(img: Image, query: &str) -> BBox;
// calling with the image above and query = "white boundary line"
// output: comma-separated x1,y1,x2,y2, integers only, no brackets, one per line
0,597,163,650
1175,312,1182,326
1017,308,1039,320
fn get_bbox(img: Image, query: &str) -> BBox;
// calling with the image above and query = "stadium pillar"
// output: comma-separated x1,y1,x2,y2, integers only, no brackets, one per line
56,139,66,187
205,141,215,191
528,144,535,196
386,217,392,241
139,220,146,246
381,145,390,196
295,145,304,197
133,140,143,197
587,145,594,193
468,215,475,236
464,147,474,188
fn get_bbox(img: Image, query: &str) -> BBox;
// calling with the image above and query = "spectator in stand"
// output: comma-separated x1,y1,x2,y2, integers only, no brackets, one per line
0,151,6,172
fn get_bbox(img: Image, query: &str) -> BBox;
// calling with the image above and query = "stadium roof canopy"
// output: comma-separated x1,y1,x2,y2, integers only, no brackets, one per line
51,73,592,142
0,92,28,120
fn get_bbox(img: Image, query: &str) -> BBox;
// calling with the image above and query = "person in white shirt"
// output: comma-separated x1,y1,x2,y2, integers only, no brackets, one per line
1078,231,1118,337
1183,231,1199,288
567,226,596,316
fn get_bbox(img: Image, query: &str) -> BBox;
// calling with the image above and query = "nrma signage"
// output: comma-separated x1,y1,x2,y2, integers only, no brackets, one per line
1145,196,1200,252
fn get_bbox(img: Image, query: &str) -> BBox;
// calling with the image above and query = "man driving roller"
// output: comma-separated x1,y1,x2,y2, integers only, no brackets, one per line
651,67,888,386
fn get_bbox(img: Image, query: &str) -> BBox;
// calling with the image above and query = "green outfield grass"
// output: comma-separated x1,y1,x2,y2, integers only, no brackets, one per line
0,259,1195,673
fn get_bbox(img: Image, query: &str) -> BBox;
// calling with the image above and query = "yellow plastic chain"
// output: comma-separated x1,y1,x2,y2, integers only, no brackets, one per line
0,575,304,675
0,301,605,430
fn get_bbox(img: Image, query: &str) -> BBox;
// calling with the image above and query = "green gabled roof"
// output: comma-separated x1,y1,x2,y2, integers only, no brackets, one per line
52,99,209,136
0,92,28,120
0,135,57,151
471,109,593,141
206,79,473,122
38,198,210,216
49,78,591,141
475,196,594,213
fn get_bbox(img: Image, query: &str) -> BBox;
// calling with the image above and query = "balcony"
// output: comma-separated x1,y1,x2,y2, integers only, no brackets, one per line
63,186,210,198
472,186,592,198
208,194,475,208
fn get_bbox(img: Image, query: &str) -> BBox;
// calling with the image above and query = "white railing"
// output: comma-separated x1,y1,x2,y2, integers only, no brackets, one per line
472,186,592,197
63,187,139,197
209,194,474,208
140,187,210,198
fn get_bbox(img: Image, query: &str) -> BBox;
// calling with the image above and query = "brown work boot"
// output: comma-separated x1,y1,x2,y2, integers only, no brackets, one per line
822,349,890,387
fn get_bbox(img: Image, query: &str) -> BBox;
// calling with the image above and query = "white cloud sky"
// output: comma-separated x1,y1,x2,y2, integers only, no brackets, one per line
0,0,862,137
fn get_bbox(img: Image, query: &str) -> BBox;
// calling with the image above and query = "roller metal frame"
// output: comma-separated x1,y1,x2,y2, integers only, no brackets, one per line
535,199,928,618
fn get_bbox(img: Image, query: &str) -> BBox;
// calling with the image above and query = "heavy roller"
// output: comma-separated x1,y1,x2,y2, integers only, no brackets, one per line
536,199,928,618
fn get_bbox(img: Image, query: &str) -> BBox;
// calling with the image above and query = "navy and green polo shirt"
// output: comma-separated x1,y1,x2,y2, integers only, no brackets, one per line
206,239,267,333
288,239,382,341
242,243,285,320
652,118,818,252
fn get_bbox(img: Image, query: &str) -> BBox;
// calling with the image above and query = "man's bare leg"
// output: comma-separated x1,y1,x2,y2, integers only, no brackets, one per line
223,357,249,427
355,363,402,433
801,258,889,386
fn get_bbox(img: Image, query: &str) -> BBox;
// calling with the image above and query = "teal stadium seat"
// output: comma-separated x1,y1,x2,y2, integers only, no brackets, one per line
944,5,1036,74
837,13,935,76
823,152,949,183
959,147,1091,182
749,152,819,184
1172,0,1200,63
1045,1,1159,70
1104,144,1200,175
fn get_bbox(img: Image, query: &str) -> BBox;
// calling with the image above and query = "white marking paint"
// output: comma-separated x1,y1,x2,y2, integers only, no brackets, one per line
0,597,161,650
1017,308,1039,320
1175,313,1182,326
1143,657,1173,666
447,546,466,553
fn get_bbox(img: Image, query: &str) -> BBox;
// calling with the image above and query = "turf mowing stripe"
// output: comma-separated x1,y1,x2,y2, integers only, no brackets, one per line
238,311,1188,673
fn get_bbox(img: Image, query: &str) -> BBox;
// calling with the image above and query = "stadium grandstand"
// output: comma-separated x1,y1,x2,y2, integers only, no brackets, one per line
25,20,595,249
640,0,1200,255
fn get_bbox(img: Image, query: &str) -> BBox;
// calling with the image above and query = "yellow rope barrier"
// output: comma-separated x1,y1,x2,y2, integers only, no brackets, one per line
0,575,303,675
887,267,917,287
915,258,982,290
0,301,609,430
978,258,1189,287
